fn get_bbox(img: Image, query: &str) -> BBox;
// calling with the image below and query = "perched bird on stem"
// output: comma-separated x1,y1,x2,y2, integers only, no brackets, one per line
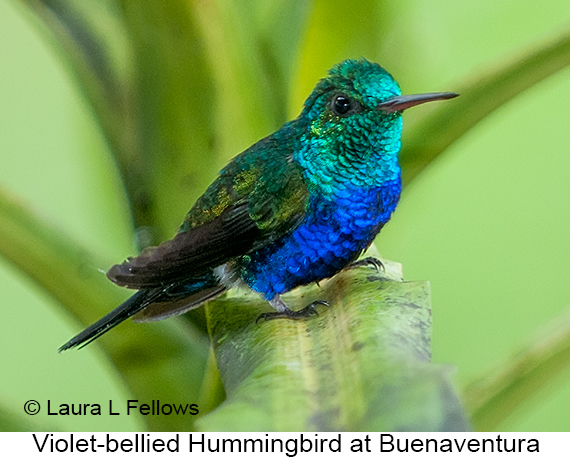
59,59,457,351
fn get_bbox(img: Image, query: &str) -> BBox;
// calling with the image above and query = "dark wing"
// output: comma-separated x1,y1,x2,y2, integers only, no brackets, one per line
107,203,259,288
107,135,309,289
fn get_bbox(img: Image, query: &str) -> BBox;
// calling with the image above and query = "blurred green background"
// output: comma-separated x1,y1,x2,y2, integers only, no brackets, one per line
1,0,569,431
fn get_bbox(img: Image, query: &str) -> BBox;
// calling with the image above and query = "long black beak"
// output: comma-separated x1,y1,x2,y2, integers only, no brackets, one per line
377,92,459,113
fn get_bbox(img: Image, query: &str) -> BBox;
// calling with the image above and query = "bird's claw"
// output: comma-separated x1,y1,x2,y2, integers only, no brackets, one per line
348,256,385,272
256,300,329,323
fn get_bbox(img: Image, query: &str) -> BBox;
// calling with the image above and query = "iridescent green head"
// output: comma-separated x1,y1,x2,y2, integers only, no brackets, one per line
302,58,403,119
295,59,457,195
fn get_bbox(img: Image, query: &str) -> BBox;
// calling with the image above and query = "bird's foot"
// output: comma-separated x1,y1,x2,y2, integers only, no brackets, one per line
256,300,329,323
348,256,385,272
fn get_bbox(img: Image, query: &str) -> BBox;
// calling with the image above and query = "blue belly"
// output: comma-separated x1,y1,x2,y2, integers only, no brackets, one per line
240,178,401,299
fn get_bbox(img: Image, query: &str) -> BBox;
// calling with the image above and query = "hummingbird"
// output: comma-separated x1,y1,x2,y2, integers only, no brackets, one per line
59,59,457,351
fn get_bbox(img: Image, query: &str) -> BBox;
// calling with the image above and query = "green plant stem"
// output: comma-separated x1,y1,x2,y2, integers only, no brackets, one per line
196,347,226,416
0,187,209,431
191,0,280,162
17,0,134,184
463,307,570,431
15,0,157,236
288,0,388,115
401,27,570,186
0,400,52,431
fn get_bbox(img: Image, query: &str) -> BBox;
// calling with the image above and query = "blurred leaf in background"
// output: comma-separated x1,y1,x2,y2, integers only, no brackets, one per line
0,0,569,431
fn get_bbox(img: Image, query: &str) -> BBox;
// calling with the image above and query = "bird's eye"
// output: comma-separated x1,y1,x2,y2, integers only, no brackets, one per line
331,94,353,116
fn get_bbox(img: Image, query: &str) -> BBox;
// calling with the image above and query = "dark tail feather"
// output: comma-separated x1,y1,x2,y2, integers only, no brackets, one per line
58,288,163,352
132,285,225,322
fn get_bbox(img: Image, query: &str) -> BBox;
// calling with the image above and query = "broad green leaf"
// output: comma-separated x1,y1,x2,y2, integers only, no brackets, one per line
464,307,570,431
0,187,210,431
401,28,570,186
198,263,469,431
